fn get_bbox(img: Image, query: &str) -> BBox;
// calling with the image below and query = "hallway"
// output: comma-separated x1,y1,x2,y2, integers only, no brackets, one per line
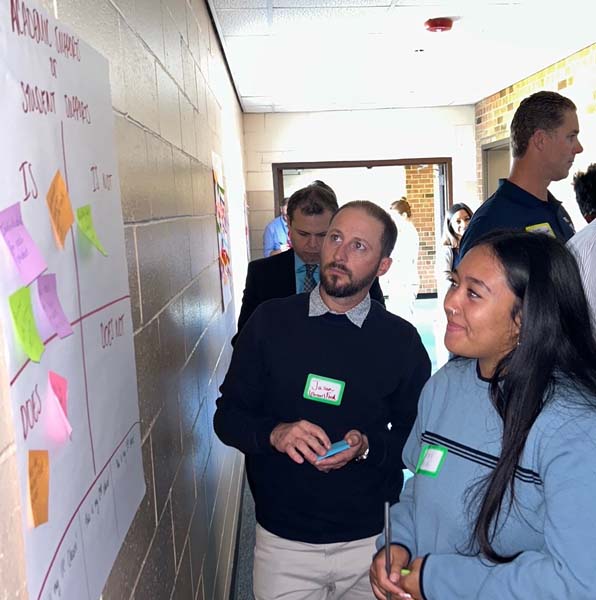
1,0,595,597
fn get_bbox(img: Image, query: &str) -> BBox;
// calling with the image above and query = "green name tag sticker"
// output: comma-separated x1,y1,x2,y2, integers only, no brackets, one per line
415,444,448,477
303,374,345,406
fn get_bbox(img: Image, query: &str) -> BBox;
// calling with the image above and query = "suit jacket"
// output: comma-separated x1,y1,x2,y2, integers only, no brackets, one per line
234,249,386,343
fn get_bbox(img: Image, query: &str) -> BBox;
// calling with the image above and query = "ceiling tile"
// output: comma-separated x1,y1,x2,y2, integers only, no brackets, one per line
209,0,596,112
217,8,270,35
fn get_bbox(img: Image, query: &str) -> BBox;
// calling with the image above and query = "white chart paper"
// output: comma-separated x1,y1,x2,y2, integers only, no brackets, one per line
0,2,145,598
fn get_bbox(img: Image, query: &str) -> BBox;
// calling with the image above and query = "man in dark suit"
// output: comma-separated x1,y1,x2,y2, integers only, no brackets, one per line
235,182,385,341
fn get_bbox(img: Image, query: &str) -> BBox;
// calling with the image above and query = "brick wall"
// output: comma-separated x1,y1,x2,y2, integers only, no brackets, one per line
405,165,436,294
475,44,596,205
0,1,247,599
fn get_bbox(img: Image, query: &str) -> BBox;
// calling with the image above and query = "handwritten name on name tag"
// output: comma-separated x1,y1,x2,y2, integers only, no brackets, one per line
303,374,345,406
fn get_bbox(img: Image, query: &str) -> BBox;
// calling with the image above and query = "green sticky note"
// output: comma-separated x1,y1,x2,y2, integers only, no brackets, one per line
76,205,107,256
9,286,45,362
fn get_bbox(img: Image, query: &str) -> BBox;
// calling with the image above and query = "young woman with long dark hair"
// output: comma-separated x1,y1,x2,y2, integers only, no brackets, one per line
370,231,596,600
435,203,474,298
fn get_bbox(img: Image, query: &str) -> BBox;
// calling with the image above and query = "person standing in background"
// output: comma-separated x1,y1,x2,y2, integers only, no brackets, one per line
457,91,582,263
434,202,474,366
263,196,290,257
568,164,596,325
385,198,420,321
235,182,386,344
571,164,596,224
435,203,474,300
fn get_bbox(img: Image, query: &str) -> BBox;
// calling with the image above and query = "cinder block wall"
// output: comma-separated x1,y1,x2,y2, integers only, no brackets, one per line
475,44,596,226
0,1,247,599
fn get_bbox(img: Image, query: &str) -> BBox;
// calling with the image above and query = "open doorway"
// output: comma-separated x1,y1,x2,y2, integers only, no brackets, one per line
271,158,452,298
271,158,452,374
482,140,511,199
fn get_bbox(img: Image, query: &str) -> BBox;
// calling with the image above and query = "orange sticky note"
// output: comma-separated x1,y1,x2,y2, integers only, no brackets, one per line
46,170,74,249
28,450,49,527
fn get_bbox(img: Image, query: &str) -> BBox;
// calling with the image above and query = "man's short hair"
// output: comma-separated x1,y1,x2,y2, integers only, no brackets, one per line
286,183,338,223
332,201,397,258
311,180,338,202
280,196,289,208
510,91,576,158
573,164,596,221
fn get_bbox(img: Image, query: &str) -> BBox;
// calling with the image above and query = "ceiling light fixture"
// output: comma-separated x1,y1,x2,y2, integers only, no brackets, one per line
424,17,453,32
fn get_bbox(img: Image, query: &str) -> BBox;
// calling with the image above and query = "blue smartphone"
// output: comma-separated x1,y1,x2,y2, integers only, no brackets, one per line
316,439,350,461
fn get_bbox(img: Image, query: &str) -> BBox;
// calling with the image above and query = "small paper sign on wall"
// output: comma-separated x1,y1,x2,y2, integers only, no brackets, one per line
212,152,233,310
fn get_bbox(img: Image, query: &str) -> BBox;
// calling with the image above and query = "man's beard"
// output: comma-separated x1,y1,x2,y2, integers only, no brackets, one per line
321,261,379,298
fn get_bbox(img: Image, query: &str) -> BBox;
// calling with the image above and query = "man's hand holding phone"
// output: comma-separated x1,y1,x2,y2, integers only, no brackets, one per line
270,422,367,471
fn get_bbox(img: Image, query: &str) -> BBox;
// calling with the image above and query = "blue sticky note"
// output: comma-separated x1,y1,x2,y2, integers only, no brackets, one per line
316,440,350,461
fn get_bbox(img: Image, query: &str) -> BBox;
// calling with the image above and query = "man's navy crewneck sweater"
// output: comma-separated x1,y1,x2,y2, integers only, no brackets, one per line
214,293,430,544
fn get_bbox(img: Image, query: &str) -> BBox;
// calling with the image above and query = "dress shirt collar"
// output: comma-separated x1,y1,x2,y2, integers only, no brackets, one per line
294,253,314,273
308,284,371,328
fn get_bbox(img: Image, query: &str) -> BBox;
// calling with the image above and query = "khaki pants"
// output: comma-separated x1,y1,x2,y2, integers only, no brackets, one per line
253,524,377,600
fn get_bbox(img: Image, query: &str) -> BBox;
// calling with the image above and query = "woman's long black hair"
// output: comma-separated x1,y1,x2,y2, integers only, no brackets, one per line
467,231,596,563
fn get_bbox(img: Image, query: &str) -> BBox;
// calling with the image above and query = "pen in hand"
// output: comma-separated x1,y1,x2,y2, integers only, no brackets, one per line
384,501,412,599
384,501,391,600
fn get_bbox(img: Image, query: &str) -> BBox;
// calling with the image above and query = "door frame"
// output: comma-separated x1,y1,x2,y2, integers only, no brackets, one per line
481,139,510,199
271,158,453,215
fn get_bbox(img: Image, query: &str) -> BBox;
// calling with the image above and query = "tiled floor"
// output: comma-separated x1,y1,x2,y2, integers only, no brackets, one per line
231,297,444,599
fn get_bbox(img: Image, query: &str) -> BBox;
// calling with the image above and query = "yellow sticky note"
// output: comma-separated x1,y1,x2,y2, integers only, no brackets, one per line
28,450,49,527
46,170,74,249
9,286,45,362
76,205,107,256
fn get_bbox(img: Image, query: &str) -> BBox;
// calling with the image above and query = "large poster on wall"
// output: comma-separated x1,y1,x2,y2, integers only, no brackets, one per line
0,2,145,599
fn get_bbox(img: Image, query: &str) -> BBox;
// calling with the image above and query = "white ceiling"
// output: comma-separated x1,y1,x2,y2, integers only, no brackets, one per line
206,0,596,113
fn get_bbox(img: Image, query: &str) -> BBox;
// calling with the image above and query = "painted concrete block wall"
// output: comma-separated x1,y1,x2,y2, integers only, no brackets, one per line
0,1,247,599
243,106,478,258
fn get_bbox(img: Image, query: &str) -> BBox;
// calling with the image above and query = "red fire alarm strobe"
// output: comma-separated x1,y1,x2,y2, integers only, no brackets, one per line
424,17,453,32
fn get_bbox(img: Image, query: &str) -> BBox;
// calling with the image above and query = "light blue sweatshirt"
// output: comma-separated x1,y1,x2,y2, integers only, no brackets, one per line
378,358,596,600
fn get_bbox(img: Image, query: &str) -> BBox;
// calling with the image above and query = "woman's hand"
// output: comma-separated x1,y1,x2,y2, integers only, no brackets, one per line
370,544,411,599
400,557,423,600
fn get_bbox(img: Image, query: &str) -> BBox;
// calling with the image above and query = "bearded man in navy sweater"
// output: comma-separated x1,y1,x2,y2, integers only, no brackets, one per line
214,201,431,600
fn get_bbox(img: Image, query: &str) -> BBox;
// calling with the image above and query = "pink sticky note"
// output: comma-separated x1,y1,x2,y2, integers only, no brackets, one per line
37,274,73,339
0,203,47,286
46,371,71,443
49,371,68,415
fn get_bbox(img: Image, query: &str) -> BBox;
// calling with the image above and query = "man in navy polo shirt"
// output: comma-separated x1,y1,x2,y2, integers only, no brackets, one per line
458,91,583,262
